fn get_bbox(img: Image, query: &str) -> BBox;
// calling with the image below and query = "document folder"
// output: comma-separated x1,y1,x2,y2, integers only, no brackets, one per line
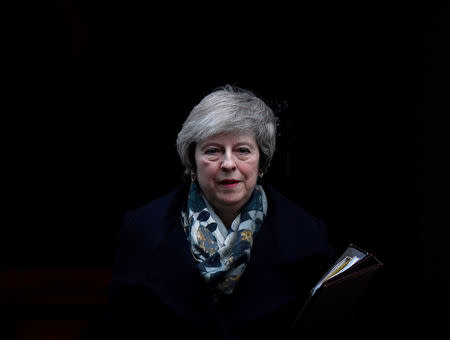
291,244,383,335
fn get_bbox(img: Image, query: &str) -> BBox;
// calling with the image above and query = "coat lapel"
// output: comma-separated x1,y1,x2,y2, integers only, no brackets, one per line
215,205,301,323
138,202,222,328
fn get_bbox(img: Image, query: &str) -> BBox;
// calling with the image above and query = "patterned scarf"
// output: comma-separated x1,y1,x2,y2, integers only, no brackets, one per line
181,182,267,295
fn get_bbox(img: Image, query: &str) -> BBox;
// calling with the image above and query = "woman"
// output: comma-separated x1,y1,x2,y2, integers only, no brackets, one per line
104,85,354,339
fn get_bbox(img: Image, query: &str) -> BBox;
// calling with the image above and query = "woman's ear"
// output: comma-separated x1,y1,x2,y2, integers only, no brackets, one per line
257,169,264,184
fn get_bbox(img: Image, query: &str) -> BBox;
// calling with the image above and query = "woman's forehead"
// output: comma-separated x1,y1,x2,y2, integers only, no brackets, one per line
197,132,257,146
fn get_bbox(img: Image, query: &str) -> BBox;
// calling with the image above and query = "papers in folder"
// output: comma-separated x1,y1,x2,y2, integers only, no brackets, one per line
310,244,368,296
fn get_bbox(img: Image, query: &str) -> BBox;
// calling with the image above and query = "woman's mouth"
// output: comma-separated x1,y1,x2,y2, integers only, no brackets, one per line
219,179,241,187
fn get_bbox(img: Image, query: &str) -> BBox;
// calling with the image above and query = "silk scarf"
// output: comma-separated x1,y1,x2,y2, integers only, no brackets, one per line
181,182,267,295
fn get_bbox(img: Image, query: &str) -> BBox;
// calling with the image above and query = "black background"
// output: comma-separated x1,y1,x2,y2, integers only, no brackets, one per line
4,1,449,339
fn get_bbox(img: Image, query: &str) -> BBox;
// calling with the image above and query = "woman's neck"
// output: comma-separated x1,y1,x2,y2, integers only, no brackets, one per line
217,211,239,229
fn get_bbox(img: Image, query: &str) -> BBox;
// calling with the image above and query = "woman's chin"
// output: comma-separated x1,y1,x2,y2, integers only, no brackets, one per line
214,194,248,210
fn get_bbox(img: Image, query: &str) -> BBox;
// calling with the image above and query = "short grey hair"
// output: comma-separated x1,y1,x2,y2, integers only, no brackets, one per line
176,85,277,177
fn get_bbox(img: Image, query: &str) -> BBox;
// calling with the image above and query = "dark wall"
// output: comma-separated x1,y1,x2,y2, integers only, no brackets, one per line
10,0,409,266
5,1,448,340
412,2,450,340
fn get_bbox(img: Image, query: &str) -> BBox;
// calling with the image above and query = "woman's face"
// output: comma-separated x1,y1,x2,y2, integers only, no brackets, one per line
194,132,260,215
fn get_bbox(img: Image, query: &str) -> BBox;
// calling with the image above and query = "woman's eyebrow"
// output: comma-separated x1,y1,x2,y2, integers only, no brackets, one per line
199,142,222,149
235,142,256,148
199,140,256,149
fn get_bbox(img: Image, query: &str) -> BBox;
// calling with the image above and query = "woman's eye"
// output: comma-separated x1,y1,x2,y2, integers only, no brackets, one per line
205,148,219,155
237,148,250,154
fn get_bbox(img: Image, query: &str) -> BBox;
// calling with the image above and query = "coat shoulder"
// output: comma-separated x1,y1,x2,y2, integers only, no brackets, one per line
112,185,187,282
264,185,334,262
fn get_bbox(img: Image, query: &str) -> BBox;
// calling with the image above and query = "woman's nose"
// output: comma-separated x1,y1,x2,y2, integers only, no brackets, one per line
221,151,236,170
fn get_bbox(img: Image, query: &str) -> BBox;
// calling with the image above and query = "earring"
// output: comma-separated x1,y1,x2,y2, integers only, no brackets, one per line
258,170,264,179
191,170,197,183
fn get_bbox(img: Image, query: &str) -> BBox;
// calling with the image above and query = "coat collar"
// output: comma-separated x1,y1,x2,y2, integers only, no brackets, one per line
138,184,332,326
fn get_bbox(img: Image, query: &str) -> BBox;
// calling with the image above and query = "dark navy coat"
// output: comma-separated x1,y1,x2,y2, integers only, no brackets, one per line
104,185,359,339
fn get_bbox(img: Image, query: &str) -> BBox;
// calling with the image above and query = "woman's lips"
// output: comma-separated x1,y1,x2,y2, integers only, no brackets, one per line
219,179,241,187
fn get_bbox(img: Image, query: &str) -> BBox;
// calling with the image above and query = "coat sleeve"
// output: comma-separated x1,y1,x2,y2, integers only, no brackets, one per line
103,211,161,340
102,196,191,340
